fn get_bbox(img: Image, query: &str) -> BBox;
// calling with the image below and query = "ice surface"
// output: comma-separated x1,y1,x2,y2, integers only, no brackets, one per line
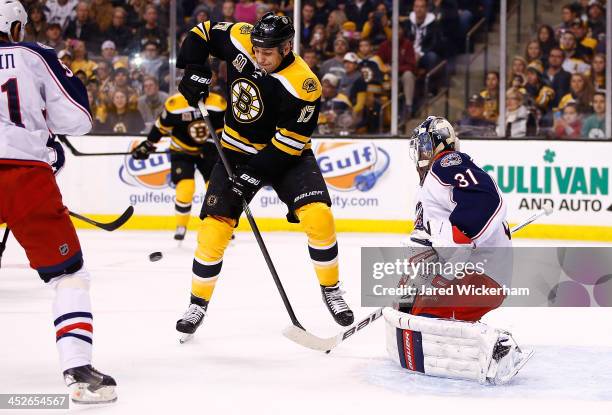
1,231,611,414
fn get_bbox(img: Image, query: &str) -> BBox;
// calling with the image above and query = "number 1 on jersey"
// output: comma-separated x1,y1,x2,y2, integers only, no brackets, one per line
455,168,479,187
1,78,24,128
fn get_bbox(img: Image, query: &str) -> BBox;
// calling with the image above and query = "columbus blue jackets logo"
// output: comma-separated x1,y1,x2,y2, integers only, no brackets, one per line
440,153,462,167
314,141,390,192
119,139,172,189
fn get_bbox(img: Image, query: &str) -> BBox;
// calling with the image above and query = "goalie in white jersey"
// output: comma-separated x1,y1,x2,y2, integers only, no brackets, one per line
384,116,532,385
0,0,116,404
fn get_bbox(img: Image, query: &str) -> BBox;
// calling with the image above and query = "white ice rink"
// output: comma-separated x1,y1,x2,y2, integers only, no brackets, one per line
1,230,611,414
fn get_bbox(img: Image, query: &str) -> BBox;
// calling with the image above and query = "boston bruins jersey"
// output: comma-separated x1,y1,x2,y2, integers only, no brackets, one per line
147,92,226,155
177,20,321,177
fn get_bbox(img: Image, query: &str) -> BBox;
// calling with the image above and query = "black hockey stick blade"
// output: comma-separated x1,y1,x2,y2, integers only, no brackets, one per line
57,135,166,157
282,308,384,353
69,206,134,231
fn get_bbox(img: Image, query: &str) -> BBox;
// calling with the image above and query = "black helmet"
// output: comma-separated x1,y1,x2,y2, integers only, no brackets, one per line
251,12,295,48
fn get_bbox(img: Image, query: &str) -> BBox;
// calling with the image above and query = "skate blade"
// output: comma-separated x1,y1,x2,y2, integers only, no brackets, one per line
69,384,117,405
489,349,535,385
179,333,194,344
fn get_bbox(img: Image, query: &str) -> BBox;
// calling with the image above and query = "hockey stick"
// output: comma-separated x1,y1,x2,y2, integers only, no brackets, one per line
283,207,555,353
0,227,9,268
69,206,134,231
57,135,167,157
197,101,306,331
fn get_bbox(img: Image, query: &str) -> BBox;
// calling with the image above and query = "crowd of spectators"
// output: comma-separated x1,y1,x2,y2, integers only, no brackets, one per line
19,0,493,136
455,0,608,139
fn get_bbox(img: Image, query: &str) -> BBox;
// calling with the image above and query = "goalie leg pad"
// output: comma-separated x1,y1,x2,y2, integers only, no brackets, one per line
383,307,531,384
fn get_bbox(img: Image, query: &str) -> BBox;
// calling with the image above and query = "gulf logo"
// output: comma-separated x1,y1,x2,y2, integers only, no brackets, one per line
119,138,172,189
314,141,390,192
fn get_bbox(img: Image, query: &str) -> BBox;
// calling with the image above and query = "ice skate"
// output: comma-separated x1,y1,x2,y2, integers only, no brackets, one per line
63,365,117,404
487,332,534,385
176,303,207,343
174,226,187,241
321,283,354,326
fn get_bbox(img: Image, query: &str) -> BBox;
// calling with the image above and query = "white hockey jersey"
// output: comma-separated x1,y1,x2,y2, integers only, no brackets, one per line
0,42,91,167
415,151,510,248
43,0,78,29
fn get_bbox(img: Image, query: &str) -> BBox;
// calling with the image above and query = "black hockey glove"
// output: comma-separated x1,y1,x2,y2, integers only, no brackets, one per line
131,140,156,160
230,167,262,202
178,64,212,108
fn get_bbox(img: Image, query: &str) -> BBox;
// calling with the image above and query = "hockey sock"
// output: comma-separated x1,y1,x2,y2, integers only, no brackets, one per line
191,216,235,305
175,179,195,228
50,267,93,372
296,203,339,287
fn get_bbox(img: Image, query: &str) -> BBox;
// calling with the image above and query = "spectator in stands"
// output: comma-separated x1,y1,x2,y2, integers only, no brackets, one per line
100,40,125,67
133,5,168,53
25,4,48,43
89,0,113,33
138,75,168,131
559,30,591,74
124,0,147,29
536,24,556,63
87,81,106,129
455,93,497,137
555,3,580,38
186,4,210,29
300,2,316,48
111,66,139,110
480,71,499,123
361,4,392,45
318,73,354,134
339,52,367,117
104,7,131,54
64,1,99,48
44,0,78,29
100,89,145,134
554,102,582,138
524,40,543,65
302,48,321,79
220,1,236,23
357,92,383,134
308,24,329,61
313,0,334,26
581,91,606,139
587,1,606,39
320,37,349,79
378,25,416,118
557,72,594,114
235,0,257,24
157,0,182,29
496,88,537,138
509,56,528,86
569,18,596,58
591,53,606,90
140,39,165,80
95,60,113,107
405,0,443,72
70,40,96,79
326,9,348,41
255,3,271,21
524,61,555,126
345,0,375,31
357,38,386,95
431,0,460,55
545,47,571,108
45,23,66,53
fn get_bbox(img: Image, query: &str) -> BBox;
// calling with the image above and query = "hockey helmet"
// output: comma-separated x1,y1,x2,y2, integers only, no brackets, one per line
251,12,295,49
0,0,27,42
409,116,459,181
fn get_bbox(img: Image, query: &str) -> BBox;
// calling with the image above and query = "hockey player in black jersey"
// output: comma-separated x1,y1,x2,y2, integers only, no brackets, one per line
174,13,354,338
132,92,226,240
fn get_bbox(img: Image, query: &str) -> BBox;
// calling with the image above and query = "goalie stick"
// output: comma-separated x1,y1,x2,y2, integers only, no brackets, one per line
283,208,554,353
69,206,134,231
58,135,167,157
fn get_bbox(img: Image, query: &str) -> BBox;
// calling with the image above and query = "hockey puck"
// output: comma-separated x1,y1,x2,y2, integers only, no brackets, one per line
149,251,163,262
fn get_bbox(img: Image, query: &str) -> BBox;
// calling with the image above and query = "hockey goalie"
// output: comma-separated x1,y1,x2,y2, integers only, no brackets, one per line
384,116,533,385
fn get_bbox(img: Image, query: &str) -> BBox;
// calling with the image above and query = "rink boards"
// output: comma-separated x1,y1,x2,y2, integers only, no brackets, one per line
55,136,612,241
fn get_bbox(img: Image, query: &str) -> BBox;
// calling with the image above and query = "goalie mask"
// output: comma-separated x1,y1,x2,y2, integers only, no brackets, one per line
409,116,459,183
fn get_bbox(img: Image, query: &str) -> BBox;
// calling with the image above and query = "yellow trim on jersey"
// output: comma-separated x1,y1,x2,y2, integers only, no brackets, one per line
155,118,173,135
223,125,266,150
165,94,191,113
191,21,211,41
272,55,321,102
230,23,256,61
221,140,247,154
205,93,227,112
171,136,201,153
278,127,309,143
272,138,302,156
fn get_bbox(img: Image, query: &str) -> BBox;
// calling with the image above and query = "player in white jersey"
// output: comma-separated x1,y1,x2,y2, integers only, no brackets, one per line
384,116,531,385
0,0,116,404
